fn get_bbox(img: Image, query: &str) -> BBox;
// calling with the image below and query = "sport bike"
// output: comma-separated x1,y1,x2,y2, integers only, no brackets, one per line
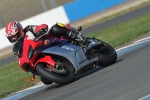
18,26,117,84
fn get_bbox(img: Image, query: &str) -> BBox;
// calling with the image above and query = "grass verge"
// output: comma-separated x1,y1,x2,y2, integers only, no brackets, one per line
88,13,150,47
0,62,40,98
1,7,150,99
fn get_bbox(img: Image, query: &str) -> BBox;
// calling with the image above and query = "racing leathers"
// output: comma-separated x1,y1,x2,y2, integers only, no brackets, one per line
13,23,87,58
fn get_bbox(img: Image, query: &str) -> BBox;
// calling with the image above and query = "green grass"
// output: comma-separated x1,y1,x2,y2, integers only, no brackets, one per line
0,62,40,98
88,13,150,47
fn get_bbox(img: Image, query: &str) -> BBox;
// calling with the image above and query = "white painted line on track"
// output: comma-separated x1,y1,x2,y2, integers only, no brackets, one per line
139,94,150,100
116,37,150,51
133,37,150,44
2,82,46,100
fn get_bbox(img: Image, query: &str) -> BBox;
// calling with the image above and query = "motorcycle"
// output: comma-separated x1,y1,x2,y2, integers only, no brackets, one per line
18,26,117,85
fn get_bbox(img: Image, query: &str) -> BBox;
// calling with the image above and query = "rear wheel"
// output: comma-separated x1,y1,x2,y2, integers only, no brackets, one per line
36,56,75,84
96,41,117,67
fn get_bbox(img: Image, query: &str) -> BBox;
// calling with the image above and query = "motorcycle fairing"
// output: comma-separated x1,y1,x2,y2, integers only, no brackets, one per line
18,35,42,71
34,56,56,68
42,44,99,73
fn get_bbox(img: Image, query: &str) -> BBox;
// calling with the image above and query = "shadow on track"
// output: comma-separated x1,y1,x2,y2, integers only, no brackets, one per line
44,66,104,91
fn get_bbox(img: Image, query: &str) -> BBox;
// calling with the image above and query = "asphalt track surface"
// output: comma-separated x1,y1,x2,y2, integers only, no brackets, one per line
2,4,150,100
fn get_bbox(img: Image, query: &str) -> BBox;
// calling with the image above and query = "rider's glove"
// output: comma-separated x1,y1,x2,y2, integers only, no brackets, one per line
13,46,22,58
13,51,18,58
34,29,47,42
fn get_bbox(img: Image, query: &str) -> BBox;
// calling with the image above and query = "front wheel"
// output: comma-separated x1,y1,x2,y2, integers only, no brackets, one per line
40,77,53,85
97,40,117,67
36,57,75,84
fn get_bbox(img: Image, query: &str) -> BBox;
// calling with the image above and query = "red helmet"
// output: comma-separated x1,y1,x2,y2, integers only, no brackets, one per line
5,21,24,43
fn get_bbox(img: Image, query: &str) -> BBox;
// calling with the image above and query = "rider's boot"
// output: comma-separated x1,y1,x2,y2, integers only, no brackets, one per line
67,27,88,47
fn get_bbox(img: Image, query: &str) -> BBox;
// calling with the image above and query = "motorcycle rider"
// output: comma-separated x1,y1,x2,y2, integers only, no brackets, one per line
5,21,87,58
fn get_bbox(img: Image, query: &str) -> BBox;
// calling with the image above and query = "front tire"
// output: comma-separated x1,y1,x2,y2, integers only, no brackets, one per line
36,57,75,84
40,77,53,85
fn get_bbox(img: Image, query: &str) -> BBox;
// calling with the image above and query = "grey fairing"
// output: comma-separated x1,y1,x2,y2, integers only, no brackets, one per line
41,44,98,73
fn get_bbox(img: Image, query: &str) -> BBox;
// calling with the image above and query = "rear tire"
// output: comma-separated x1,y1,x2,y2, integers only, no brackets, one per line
36,57,75,84
97,41,117,67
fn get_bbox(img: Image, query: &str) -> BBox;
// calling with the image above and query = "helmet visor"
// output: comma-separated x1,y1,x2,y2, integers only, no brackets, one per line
8,32,20,43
